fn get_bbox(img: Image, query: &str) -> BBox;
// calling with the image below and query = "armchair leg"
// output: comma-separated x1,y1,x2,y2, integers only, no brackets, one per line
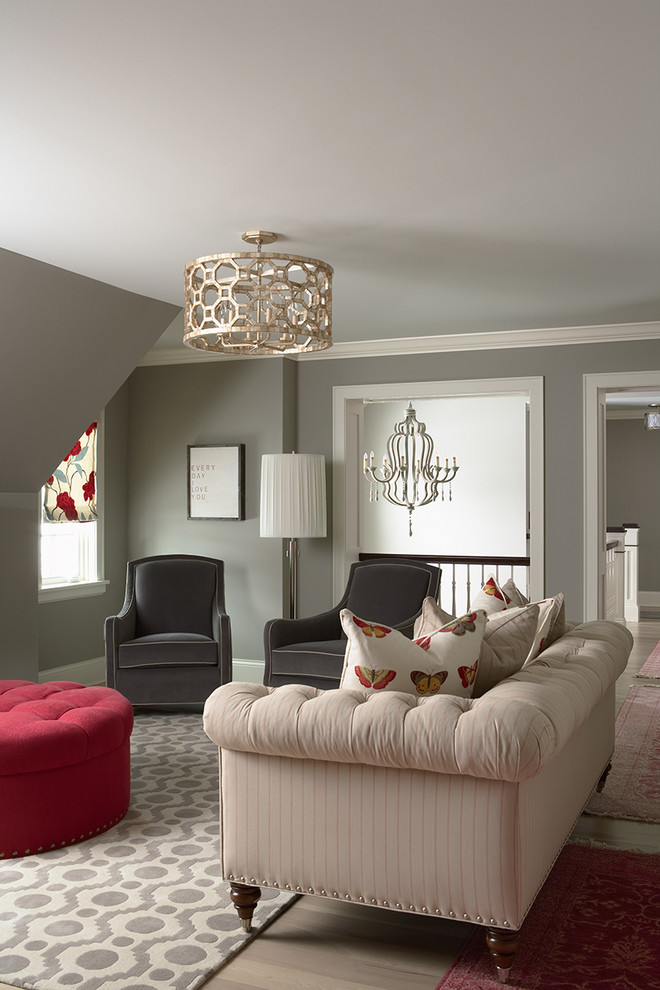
229,881,262,932
486,927,521,984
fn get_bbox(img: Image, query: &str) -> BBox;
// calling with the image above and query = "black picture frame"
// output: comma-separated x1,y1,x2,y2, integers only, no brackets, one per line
187,444,245,520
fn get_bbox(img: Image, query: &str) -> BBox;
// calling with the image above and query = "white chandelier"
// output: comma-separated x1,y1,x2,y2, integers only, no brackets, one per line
363,403,459,536
183,231,333,355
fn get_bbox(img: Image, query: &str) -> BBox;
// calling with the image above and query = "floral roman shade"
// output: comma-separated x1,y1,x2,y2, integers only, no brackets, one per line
43,423,97,523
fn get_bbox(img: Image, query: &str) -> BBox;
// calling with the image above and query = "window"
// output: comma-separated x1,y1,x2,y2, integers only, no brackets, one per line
39,420,105,599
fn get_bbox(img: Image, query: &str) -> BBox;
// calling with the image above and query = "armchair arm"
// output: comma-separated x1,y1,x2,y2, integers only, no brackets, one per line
216,610,233,684
265,608,342,652
104,599,137,689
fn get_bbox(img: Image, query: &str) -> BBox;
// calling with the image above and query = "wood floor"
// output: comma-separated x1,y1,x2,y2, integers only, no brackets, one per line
1,621,658,990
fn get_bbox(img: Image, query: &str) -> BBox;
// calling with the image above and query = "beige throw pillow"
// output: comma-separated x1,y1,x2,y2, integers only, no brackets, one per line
340,608,487,698
413,596,540,695
473,603,540,695
500,577,530,607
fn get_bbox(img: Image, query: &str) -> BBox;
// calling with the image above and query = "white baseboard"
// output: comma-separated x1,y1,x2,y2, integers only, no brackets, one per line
639,591,660,607
38,657,265,688
39,656,105,686
232,659,265,684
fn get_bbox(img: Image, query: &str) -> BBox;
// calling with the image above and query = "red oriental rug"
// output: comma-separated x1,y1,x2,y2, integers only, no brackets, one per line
584,684,660,823
434,845,660,990
636,637,660,678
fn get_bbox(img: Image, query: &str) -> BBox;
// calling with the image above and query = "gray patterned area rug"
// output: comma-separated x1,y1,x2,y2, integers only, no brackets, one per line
0,712,294,990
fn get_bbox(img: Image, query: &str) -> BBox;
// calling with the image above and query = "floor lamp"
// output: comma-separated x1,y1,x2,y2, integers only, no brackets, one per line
260,453,327,619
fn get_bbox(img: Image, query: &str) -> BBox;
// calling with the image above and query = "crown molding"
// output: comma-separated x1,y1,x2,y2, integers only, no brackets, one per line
139,321,660,367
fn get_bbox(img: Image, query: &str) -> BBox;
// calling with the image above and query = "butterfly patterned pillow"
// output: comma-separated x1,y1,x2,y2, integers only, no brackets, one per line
469,574,512,615
339,608,487,698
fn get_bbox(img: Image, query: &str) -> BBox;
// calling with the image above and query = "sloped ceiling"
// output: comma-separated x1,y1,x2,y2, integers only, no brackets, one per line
0,250,179,491
0,0,659,359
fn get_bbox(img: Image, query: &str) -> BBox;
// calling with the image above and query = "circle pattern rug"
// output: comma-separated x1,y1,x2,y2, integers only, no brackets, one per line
0,712,294,990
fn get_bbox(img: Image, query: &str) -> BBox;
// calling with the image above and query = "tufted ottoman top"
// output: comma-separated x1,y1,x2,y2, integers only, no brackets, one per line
0,680,134,777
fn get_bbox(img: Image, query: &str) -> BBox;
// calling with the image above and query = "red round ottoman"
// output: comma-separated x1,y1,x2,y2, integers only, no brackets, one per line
0,680,133,859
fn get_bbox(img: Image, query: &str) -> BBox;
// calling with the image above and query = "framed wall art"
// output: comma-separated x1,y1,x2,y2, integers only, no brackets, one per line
187,444,245,520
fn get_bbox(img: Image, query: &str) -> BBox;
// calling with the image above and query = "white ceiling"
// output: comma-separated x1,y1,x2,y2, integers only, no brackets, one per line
1,0,659,355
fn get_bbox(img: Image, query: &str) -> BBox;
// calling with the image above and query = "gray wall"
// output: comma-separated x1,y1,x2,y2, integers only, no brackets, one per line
13,333,660,680
0,494,38,679
124,359,298,661
295,338,660,623
606,418,660,592
0,251,178,681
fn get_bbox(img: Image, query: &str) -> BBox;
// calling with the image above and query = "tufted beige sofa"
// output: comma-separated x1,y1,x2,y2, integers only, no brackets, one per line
203,619,632,983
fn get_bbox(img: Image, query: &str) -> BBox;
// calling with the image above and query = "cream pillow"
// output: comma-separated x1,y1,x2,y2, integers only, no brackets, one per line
413,597,454,638
469,574,511,615
500,577,529,608
413,596,540,695
340,608,487,698
522,593,566,663
473,603,540,695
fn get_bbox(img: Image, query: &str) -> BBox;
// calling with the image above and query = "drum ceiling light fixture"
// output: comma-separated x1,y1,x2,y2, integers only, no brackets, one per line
183,231,333,355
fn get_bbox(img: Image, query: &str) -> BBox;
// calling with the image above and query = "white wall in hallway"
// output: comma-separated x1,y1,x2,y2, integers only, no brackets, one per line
360,395,528,556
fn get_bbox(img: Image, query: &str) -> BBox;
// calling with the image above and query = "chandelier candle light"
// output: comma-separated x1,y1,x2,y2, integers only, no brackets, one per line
183,231,333,355
363,403,459,537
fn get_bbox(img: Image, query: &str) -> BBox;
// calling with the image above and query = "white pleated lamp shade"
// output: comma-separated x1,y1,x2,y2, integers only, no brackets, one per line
260,453,327,538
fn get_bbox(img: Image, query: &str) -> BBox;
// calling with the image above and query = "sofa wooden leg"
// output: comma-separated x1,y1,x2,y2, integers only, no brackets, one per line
486,927,521,983
229,881,261,932
596,761,612,792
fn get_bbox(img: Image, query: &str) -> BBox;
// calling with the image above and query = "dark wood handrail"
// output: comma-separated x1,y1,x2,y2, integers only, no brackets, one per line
358,552,530,567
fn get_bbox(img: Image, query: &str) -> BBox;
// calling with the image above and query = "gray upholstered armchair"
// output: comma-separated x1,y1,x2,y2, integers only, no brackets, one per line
105,554,232,705
264,557,440,690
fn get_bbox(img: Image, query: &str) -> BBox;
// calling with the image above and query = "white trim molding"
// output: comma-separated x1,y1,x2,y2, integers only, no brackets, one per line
141,322,660,367
583,370,660,621
39,656,106,686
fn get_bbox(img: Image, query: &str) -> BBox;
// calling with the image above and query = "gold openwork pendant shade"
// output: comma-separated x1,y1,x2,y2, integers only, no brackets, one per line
183,231,333,355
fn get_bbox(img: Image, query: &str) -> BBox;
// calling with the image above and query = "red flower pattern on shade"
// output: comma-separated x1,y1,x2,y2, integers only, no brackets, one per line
47,475,54,485
65,440,81,460
82,471,95,502
56,492,78,521
86,423,97,436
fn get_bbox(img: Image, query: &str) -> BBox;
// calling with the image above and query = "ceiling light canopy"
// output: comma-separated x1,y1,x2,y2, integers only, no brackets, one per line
644,405,660,430
183,231,333,356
